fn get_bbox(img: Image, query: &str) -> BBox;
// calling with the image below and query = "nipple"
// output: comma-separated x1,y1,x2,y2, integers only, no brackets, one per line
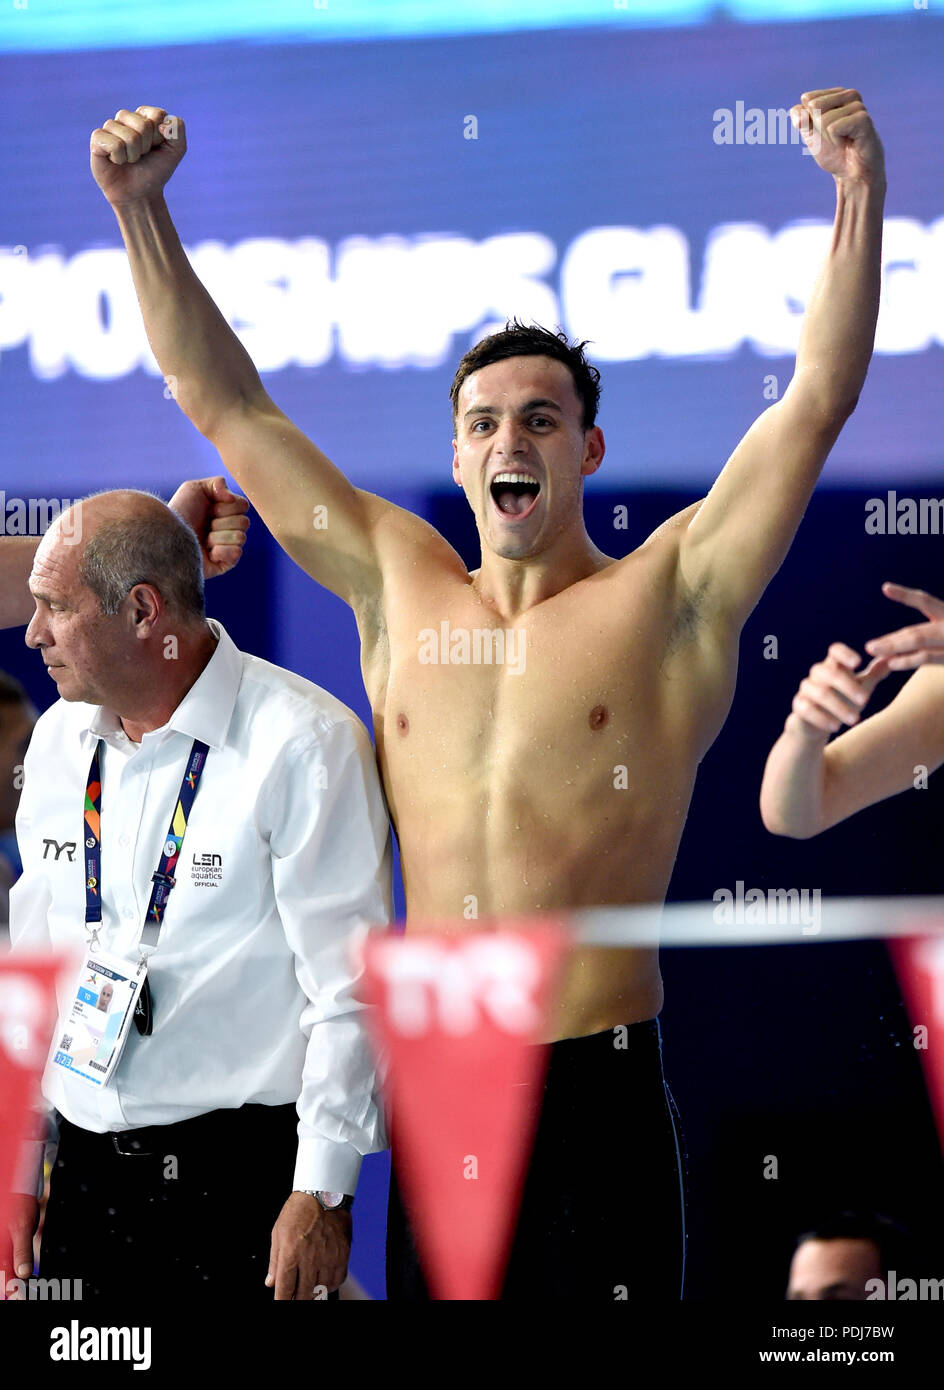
589,704,608,731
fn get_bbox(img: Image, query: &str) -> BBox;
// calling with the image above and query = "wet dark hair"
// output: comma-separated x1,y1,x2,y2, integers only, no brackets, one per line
794,1212,914,1275
449,318,602,432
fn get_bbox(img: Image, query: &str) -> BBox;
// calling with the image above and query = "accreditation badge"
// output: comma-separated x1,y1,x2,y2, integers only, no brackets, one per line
51,947,147,1088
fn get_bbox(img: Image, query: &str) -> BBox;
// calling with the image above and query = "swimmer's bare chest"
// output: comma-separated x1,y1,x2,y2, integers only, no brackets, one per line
361,540,737,1037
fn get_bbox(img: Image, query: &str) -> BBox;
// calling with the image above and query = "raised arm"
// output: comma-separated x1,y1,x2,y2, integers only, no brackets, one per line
90,107,447,620
761,585,944,837
679,89,886,629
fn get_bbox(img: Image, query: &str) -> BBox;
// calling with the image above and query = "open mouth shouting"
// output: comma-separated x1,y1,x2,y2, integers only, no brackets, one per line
489,471,542,521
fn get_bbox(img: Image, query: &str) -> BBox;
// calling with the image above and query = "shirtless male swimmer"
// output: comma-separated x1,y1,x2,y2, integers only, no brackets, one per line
88,89,885,1300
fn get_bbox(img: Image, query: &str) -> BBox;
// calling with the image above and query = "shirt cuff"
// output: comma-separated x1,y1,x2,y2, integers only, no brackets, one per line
293,1138,363,1197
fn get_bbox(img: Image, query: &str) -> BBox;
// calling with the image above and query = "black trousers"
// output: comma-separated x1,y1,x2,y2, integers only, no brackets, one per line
386,1018,688,1300
39,1102,329,1300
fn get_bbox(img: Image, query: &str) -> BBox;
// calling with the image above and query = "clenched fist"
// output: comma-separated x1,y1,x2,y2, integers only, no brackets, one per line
168,475,250,581
90,106,187,206
789,88,885,187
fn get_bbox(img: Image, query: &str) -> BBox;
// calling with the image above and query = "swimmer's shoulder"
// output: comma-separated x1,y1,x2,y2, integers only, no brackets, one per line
592,499,704,584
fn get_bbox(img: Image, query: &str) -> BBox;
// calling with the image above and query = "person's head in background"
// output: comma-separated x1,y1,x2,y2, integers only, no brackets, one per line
0,671,37,831
786,1211,913,1300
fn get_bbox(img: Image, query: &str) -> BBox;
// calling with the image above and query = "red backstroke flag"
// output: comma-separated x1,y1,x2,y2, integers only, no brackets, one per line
363,922,569,1300
0,952,70,1272
888,933,944,1153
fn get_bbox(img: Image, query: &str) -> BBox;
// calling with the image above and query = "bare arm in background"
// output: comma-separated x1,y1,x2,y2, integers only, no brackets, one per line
761,584,944,837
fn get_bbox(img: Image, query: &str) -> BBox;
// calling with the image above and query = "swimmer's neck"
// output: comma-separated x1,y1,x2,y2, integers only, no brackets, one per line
470,527,615,619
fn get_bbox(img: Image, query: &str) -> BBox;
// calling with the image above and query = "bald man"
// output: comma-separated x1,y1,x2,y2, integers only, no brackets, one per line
6,490,391,1301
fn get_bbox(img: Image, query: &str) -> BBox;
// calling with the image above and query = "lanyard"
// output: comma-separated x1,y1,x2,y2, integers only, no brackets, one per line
84,736,210,952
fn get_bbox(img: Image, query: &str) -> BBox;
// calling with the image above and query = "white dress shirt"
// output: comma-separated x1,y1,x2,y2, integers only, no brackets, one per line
10,619,392,1198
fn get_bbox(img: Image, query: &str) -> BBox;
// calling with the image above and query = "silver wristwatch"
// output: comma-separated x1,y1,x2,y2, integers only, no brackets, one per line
303,1189,354,1212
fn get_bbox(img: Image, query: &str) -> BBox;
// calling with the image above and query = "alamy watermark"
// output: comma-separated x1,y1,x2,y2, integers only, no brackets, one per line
865,492,944,535
2,1272,82,1300
0,493,79,539
418,621,526,675
866,1271,944,1300
713,880,821,934
713,101,819,155
48,1319,150,1369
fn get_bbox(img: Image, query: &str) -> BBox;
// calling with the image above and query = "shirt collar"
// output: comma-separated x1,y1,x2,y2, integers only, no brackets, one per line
79,619,242,753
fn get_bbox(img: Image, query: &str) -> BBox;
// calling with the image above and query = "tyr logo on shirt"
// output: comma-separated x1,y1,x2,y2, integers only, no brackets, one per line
190,852,223,887
42,838,76,862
